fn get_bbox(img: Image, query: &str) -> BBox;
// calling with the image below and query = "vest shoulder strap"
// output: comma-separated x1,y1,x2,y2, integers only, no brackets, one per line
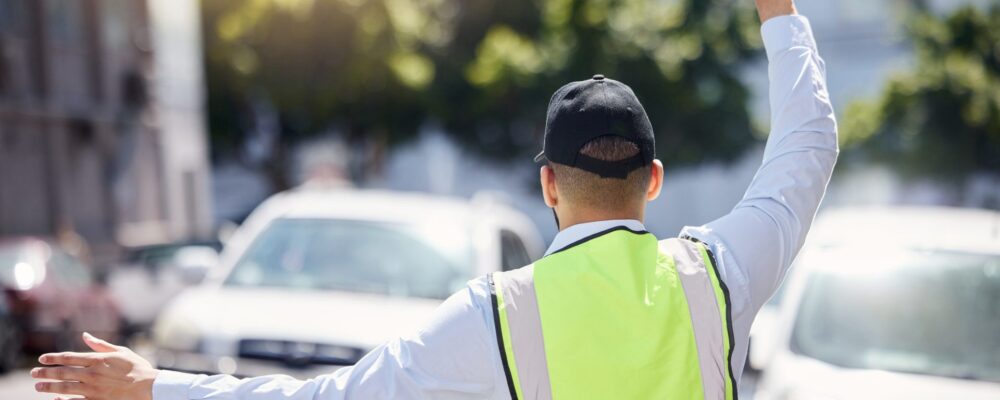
489,265,552,400
661,237,738,400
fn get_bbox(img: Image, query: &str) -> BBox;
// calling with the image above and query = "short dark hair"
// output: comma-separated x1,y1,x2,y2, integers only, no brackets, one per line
549,136,652,210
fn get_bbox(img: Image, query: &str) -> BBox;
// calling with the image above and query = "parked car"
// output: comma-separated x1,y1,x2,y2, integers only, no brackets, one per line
109,241,221,332
0,238,122,353
0,293,20,371
152,188,543,378
753,207,1000,400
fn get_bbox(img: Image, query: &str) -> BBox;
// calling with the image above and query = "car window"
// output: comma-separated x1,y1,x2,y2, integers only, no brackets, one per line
0,244,31,289
0,246,23,288
51,250,92,288
500,230,531,271
791,249,1000,382
129,246,181,267
0,242,48,290
224,218,475,299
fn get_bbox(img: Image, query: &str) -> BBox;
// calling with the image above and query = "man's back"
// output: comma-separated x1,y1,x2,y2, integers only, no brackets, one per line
492,230,734,399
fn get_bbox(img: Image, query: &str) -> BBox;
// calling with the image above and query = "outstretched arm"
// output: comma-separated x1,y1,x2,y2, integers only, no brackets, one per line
32,281,504,400
681,1,838,314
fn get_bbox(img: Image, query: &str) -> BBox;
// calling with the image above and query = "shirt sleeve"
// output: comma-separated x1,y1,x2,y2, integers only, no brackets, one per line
152,278,506,400
681,15,838,316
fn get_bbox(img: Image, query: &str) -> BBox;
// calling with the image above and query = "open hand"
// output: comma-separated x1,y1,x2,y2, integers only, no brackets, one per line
31,332,159,400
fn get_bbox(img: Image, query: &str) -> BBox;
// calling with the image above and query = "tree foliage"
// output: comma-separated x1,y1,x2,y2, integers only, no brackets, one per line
202,0,763,167
841,6,1000,179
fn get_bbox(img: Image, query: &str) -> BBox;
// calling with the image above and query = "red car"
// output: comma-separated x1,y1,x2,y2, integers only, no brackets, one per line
0,237,121,353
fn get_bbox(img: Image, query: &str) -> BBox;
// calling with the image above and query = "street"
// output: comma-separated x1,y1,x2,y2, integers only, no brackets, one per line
0,368,46,400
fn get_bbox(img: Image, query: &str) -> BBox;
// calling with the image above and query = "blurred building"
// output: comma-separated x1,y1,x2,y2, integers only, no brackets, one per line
0,0,212,264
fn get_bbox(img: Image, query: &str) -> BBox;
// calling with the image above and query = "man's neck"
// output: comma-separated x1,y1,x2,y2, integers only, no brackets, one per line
557,210,644,232
545,218,648,256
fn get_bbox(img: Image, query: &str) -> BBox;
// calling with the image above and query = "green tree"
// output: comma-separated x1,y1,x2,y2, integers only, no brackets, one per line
202,0,434,150
841,6,1000,180
431,0,763,165
201,0,764,181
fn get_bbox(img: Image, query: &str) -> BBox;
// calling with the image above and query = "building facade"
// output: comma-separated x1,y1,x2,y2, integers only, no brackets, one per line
0,0,212,264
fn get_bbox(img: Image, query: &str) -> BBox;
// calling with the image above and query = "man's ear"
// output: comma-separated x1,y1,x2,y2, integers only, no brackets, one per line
540,165,558,208
646,160,664,201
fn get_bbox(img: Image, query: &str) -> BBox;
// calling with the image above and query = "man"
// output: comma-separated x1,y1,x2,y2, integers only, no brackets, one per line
31,0,837,398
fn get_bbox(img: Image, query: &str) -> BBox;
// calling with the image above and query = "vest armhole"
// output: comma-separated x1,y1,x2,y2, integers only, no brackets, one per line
488,273,520,400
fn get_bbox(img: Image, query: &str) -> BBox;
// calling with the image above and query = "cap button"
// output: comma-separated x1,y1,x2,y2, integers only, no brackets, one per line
592,74,605,80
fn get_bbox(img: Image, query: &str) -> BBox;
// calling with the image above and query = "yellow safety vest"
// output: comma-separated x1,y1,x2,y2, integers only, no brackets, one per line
489,228,736,400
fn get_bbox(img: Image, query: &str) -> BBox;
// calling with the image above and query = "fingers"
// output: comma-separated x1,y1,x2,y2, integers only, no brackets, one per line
39,352,103,367
31,366,95,382
82,332,120,353
34,381,90,396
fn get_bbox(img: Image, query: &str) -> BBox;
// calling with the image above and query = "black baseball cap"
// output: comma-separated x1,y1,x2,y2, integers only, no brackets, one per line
534,74,655,179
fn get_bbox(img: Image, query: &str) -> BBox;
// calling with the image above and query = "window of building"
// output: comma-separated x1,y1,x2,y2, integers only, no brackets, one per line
45,0,83,45
0,0,27,36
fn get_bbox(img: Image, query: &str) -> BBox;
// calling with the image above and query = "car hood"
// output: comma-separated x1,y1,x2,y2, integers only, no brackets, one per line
761,354,1000,400
158,286,442,351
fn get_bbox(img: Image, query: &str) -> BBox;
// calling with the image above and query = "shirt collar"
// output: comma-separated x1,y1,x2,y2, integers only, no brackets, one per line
544,219,647,256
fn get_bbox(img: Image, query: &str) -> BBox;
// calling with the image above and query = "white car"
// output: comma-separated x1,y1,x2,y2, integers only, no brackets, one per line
152,188,543,378
752,206,1000,400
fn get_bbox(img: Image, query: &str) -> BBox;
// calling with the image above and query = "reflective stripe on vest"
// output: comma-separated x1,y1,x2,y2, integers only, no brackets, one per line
489,229,736,400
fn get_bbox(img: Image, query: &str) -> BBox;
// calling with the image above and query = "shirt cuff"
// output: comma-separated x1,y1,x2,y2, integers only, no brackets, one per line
761,14,817,60
152,370,197,400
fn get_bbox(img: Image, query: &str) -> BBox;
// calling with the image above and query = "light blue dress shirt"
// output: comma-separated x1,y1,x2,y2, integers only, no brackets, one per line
154,14,838,399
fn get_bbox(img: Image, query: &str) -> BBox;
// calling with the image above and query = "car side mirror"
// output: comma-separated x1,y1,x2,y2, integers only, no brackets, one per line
174,247,221,285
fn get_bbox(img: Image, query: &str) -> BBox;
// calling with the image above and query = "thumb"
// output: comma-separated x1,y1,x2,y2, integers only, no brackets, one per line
82,332,119,353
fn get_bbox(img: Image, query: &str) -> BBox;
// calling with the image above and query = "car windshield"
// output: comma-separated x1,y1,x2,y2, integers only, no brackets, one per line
791,248,1000,382
224,218,475,299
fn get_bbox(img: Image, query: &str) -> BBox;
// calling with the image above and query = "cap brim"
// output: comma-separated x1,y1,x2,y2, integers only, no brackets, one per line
533,151,547,163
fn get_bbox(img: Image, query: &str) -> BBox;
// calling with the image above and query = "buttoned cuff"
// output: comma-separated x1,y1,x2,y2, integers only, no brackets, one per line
152,370,197,400
761,15,817,60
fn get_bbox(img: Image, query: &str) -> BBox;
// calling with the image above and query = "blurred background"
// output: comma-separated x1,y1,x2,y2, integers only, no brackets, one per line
0,0,997,398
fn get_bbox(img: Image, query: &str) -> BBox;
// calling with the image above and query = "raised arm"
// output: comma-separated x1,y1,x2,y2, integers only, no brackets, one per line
755,0,797,23
681,1,838,313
